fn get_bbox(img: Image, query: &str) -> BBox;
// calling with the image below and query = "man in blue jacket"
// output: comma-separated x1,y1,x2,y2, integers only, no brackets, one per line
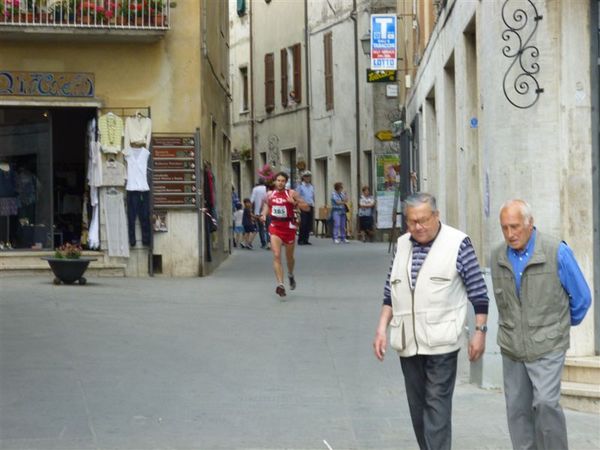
491,199,591,450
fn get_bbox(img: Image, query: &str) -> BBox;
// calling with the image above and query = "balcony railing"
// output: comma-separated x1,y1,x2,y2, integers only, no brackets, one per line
0,0,170,30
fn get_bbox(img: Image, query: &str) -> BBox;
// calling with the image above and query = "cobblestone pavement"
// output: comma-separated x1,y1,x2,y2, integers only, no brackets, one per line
1,238,599,449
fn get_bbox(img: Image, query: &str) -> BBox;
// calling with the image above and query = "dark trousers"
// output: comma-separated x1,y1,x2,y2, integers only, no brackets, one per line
127,190,151,246
298,206,313,243
400,350,459,450
257,219,268,247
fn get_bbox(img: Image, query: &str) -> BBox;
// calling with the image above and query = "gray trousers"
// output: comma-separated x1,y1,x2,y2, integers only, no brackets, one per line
502,351,568,450
400,350,458,450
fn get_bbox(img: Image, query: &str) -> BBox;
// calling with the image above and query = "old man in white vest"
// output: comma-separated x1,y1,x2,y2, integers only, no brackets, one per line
373,192,489,450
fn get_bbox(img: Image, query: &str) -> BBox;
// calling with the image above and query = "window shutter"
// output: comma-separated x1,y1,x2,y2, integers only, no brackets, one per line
265,53,275,113
324,32,334,111
292,43,302,103
281,48,288,107
236,0,246,16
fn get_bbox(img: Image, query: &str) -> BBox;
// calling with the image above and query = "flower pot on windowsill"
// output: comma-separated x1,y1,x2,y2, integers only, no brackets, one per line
41,256,97,285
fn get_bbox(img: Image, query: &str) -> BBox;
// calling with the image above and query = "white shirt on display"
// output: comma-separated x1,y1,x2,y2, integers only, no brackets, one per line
124,147,150,191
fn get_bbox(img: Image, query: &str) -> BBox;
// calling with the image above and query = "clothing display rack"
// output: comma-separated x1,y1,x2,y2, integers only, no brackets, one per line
95,106,153,276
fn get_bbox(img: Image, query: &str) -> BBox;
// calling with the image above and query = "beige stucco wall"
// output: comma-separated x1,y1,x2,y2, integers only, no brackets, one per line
0,1,232,277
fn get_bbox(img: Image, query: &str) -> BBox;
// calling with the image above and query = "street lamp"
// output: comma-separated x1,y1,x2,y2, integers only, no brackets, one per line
360,32,371,55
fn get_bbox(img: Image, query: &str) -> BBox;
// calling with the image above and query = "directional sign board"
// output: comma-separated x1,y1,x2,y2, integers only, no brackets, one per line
370,14,397,71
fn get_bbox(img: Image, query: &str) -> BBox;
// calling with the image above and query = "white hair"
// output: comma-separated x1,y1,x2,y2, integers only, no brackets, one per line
499,199,533,225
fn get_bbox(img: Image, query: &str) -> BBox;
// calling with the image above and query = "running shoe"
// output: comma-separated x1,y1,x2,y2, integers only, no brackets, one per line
289,275,296,290
334,239,340,244
276,285,286,297
342,239,349,243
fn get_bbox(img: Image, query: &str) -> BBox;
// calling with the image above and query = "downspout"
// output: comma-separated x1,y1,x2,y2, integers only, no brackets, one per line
351,0,362,213
304,0,311,168
249,0,256,178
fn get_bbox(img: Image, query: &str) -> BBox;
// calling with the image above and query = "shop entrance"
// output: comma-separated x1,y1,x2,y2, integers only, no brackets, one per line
0,106,95,251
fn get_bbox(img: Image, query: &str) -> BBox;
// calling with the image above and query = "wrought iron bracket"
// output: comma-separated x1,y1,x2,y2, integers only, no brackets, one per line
501,0,544,109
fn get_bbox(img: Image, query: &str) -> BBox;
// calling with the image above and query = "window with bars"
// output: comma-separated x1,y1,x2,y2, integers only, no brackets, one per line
324,32,334,110
265,53,275,113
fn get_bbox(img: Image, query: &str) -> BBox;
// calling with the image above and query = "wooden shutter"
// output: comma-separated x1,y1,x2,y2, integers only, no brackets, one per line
292,43,302,103
324,32,334,111
265,53,275,113
281,48,288,107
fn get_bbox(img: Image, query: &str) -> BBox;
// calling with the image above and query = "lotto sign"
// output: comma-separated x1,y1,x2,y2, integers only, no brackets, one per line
370,14,397,71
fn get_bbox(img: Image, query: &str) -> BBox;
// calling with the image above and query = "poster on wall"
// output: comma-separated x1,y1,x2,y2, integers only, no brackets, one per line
376,154,401,229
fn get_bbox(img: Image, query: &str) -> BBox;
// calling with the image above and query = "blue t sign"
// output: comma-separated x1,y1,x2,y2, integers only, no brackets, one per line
371,14,397,71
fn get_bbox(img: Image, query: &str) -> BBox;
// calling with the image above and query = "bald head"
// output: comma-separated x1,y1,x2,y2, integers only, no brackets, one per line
499,199,534,251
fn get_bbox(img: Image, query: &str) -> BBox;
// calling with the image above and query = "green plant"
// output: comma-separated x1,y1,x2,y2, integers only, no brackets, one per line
54,243,82,259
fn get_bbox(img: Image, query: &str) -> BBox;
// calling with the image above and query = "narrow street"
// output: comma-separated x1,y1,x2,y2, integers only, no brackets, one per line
1,238,598,450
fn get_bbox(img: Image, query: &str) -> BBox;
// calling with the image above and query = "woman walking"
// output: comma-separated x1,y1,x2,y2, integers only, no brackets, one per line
331,182,349,243
260,172,309,297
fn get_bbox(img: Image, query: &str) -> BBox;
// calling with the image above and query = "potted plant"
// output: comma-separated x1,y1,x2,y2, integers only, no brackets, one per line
42,243,97,285
1,0,20,22
146,0,165,26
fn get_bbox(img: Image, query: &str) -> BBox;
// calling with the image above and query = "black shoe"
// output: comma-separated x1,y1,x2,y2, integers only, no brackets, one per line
276,285,286,297
289,275,296,290
305,241,312,245
297,241,306,245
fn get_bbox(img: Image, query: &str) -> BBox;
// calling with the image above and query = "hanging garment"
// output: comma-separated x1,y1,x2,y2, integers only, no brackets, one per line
126,190,151,247
101,188,129,257
98,112,124,154
99,158,127,187
88,200,100,250
124,115,152,148
124,147,150,191
87,141,102,187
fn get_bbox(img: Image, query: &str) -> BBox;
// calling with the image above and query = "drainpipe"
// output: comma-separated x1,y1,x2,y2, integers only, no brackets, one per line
351,0,362,212
249,0,256,179
304,0,311,168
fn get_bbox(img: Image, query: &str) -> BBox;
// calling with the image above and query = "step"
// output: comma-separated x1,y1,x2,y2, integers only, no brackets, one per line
561,381,600,414
0,251,126,277
562,356,600,384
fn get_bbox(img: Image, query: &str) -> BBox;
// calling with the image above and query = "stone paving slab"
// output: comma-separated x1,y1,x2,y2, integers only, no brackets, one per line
1,238,599,449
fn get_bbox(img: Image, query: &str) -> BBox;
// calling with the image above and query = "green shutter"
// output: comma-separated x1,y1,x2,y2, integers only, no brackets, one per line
237,0,246,16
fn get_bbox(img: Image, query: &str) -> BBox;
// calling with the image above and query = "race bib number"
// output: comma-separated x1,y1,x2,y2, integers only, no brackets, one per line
272,205,287,218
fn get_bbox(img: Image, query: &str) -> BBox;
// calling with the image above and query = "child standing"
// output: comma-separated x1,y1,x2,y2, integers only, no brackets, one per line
233,203,244,247
241,198,257,249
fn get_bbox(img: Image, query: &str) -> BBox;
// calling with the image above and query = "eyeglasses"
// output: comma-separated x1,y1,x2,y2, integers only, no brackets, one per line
406,213,436,228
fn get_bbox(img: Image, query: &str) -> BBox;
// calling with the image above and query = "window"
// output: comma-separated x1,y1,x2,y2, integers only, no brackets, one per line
265,53,275,113
240,66,249,112
324,32,334,110
281,48,288,107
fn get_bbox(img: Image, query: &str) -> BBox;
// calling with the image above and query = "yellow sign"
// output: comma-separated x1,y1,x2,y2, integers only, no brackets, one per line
375,130,394,141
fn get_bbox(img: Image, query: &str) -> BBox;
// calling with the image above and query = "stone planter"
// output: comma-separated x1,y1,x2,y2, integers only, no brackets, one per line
41,257,97,285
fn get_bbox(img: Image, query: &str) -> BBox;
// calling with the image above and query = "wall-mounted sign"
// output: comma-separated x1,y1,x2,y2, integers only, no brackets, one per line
375,130,394,141
386,84,398,98
370,14,397,71
0,71,94,97
470,117,478,128
152,135,198,209
366,69,397,83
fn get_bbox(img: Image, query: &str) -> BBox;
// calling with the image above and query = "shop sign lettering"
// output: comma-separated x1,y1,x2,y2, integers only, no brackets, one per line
0,71,95,97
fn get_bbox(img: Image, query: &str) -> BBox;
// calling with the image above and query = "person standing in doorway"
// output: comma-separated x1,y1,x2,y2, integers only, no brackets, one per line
260,172,309,298
251,178,268,249
331,182,348,243
297,170,315,245
492,199,591,450
373,192,489,450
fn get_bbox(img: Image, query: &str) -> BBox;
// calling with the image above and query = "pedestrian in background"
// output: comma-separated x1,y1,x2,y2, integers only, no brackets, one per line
260,172,309,298
251,178,269,249
241,198,257,249
232,202,244,248
297,170,315,245
492,199,591,450
373,192,489,450
331,182,348,244
358,186,375,243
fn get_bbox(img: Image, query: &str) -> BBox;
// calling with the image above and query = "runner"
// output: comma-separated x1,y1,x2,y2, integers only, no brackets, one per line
260,172,309,297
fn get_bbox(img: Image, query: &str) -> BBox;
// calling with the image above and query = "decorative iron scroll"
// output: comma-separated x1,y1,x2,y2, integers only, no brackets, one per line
501,0,543,109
